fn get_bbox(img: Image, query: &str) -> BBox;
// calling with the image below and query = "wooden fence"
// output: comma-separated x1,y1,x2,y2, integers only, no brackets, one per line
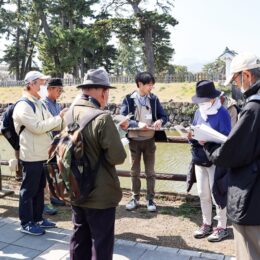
0,73,225,87
0,136,189,197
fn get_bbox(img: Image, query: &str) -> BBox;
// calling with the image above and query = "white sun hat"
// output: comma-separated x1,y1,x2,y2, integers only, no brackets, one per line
224,52,260,86
24,71,50,85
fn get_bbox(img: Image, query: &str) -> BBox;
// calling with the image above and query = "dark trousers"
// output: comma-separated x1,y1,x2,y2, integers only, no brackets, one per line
19,161,46,226
70,206,116,260
129,138,156,200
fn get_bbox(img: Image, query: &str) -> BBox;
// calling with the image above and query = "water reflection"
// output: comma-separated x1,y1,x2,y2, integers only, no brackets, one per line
0,134,197,195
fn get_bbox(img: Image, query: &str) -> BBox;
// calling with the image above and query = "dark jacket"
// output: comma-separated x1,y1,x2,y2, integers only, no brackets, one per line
120,92,168,126
204,80,260,225
72,96,127,209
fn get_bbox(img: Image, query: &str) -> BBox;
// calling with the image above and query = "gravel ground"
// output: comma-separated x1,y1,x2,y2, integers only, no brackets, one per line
0,177,235,256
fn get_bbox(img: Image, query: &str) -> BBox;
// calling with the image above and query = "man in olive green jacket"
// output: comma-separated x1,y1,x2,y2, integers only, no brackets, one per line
69,68,127,260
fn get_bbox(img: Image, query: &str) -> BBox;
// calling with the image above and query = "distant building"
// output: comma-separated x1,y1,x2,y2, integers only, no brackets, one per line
0,64,15,80
219,47,237,81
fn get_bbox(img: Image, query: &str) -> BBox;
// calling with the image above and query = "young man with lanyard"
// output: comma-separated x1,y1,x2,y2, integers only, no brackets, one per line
120,72,167,212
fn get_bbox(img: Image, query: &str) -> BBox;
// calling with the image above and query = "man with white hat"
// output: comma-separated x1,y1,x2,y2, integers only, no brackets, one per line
204,52,260,259
13,71,68,236
69,68,126,260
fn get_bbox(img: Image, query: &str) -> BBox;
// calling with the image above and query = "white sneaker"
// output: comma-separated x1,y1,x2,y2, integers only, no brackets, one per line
126,199,139,210
147,200,156,212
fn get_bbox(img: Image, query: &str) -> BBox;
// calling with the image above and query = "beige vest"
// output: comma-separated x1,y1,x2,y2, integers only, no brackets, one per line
128,92,155,140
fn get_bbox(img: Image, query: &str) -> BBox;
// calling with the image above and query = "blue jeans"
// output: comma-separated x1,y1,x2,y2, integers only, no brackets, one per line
19,161,46,226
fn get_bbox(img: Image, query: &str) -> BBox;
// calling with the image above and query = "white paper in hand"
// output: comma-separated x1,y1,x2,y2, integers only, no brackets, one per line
191,124,228,143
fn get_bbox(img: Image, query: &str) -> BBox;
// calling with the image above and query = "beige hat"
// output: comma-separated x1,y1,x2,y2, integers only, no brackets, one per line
224,52,260,86
24,71,50,85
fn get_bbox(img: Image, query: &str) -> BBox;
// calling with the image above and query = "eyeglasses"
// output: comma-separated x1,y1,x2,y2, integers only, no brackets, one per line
231,72,242,86
49,87,63,92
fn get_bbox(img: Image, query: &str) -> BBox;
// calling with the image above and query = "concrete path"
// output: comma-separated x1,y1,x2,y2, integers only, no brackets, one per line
0,217,235,260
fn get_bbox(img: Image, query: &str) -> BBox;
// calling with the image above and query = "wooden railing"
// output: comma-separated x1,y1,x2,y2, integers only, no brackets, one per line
0,136,189,197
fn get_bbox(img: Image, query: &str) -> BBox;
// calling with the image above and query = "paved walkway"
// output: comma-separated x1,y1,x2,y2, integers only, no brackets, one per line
0,217,235,260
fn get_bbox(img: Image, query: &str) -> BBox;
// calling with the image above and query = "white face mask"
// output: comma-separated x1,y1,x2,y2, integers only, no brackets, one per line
38,85,48,98
199,101,212,112
239,73,252,93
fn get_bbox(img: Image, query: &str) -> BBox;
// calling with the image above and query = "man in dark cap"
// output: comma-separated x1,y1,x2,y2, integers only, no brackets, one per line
69,68,126,260
42,78,66,214
43,78,64,118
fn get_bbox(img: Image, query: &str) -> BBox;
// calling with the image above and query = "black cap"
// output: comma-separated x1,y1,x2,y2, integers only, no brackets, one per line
48,78,63,87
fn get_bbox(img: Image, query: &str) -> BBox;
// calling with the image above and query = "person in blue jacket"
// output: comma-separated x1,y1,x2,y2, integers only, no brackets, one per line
189,80,231,242
120,72,167,212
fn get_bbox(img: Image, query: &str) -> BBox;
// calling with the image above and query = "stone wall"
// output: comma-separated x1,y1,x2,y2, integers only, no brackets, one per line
107,102,198,127
0,102,198,127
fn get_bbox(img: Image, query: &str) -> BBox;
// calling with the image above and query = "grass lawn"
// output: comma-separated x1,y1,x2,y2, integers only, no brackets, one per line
0,82,229,104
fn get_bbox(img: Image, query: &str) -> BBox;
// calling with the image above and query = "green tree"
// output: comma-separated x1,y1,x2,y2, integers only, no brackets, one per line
0,0,41,79
35,0,116,77
203,58,225,80
114,39,144,76
102,0,178,74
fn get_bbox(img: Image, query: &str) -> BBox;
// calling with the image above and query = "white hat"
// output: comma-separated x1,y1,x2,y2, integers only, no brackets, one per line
24,71,50,84
224,52,260,86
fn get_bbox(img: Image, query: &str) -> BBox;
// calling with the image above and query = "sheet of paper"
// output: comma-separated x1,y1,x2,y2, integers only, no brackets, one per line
174,125,189,138
191,124,228,143
113,114,132,125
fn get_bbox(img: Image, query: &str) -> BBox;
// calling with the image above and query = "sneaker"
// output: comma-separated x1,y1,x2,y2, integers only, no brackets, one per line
194,224,213,239
50,197,65,206
147,200,157,212
37,219,56,228
207,227,229,242
44,204,58,215
20,222,45,236
125,199,139,210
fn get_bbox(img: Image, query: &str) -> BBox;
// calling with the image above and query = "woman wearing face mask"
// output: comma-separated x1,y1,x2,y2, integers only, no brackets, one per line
188,80,231,242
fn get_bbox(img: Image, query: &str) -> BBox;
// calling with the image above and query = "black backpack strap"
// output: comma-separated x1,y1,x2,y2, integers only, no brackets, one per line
78,108,104,131
16,97,36,135
18,97,36,113
64,105,104,130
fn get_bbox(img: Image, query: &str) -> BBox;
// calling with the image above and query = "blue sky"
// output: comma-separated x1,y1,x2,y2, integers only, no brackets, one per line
171,0,260,71
1,1,260,73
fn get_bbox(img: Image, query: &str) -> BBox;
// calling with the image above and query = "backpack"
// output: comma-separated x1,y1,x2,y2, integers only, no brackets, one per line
44,107,104,204
1,97,36,151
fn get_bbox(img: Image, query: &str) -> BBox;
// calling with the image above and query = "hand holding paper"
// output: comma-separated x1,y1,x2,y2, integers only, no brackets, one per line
191,124,228,144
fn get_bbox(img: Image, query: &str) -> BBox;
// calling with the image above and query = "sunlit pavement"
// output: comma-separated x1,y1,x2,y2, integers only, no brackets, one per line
0,217,235,260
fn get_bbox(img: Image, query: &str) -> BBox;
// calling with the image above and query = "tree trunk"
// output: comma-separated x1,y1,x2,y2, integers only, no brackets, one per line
129,0,155,74
20,29,31,79
73,64,79,78
143,26,154,74
15,0,21,80
80,55,84,78
33,1,61,75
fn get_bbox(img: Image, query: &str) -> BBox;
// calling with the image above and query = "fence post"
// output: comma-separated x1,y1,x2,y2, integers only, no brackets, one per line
0,159,14,198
